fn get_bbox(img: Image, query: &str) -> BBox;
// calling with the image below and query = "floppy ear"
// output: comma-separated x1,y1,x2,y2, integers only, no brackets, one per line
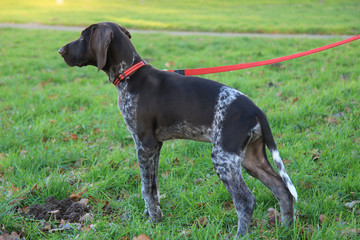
118,25,132,39
89,25,113,71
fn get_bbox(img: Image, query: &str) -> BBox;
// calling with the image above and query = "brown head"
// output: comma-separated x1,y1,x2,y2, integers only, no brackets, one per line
59,22,139,73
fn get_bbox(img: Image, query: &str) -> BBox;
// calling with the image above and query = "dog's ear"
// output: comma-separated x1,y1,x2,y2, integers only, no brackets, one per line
118,25,132,39
89,24,113,71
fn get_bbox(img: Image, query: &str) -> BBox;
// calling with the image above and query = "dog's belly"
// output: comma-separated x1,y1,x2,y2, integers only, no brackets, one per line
154,121,212,143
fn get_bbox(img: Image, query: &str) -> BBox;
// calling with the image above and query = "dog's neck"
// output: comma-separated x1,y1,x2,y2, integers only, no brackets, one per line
103,37,143,85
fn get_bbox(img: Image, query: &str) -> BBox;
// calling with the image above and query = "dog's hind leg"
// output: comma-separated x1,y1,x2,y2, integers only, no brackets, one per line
211,147,256,237
135,134,163,222
241,137,295,225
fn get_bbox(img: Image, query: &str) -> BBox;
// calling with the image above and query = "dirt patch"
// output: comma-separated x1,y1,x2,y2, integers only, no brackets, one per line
24,196,91,222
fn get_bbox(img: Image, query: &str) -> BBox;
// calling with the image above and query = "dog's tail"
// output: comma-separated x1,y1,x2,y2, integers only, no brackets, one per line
258,112,298,202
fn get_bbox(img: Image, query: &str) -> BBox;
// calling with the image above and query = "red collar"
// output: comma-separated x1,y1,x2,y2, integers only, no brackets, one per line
113,60,147,86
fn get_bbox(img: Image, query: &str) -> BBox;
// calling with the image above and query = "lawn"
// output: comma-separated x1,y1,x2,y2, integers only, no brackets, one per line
0,0,359,35
0,27,359,239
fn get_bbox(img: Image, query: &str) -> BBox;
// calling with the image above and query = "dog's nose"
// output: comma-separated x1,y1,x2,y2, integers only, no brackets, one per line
58,47,64,56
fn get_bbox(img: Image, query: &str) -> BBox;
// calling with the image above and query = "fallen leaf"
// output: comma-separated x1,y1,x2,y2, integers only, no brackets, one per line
9,232,20,240
186,159,195,167
10,196,26,205
172,157,181,166
310,149,321,161
133,174,140,182
297,180,313,189
39,79,52,87
300,224,315,239
70,134,79,140
161,170,169,178
79,213,93,222
48,210,60,215
78,198,89,205
133,234,150,240
107,160,119,168
283,158,292,164
11,184,20,193
88,195,101,203
31,184,38,191
222,201,234,211
132,162,139,169
270,62,284,70
250,218,266,231
319,214,326,224
103,201,110,209
49,221,81,232
325,116,339,125
73,77,83,83
197,202,206,209
19,205,29,213
68,188,88,201
340,227,360,237
194,178,205,184
195,217,208,228
42,221,51,231
345,106,351,113
48,94,58,100
93,128,101,134
267,208,281,226
345,200,360,209
178,229,191,238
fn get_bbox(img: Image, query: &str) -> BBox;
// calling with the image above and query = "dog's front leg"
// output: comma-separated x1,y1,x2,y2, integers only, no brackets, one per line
136,140,163,222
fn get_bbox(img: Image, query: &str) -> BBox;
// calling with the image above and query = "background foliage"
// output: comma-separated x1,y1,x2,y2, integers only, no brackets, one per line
0,0,359,34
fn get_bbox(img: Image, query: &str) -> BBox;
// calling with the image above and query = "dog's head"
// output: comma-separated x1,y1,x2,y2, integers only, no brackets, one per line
59,22,132,72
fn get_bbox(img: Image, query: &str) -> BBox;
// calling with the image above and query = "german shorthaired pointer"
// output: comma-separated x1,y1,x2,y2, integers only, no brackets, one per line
59,22,297,238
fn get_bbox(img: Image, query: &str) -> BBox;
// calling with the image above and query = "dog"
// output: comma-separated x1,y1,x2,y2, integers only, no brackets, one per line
59,22,297,238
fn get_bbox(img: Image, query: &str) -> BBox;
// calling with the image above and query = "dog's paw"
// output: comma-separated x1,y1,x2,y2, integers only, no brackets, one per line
143,206,163,223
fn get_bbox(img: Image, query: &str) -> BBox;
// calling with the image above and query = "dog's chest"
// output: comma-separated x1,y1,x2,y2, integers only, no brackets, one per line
117,84,138,132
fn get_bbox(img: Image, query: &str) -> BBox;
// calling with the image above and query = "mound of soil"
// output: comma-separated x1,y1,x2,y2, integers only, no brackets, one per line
25,196,91,222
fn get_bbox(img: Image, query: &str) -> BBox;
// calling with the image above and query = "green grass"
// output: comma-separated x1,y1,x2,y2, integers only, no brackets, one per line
0,28,360,239
1,0,360,35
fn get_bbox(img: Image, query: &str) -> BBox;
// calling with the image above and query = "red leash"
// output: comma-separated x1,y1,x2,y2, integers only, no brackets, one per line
167,35,360,76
